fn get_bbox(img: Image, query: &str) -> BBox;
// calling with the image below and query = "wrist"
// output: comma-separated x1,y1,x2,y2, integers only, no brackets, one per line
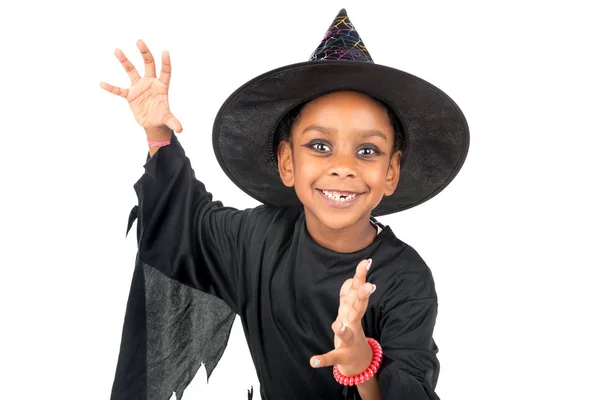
356,375,381,400
333,338,382,387
339,339,372,376
145,126,173,142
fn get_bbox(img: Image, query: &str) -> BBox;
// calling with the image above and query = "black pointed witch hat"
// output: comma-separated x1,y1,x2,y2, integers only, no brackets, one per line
212,9,469,215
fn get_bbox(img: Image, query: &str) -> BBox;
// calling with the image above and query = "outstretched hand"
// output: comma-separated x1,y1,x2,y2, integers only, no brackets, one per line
310,259,377,377
100,40,182,137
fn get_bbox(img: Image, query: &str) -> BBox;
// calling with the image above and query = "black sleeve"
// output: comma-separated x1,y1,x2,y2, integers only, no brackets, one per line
130,134,261,313
377,253,441,400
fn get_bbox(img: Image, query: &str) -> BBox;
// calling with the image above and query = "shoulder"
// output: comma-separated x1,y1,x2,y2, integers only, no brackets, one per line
244,204,302,228
371,232,437,305
241,204,303,242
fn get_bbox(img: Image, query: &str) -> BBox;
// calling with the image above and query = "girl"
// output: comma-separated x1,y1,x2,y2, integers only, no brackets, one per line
102,9,469,400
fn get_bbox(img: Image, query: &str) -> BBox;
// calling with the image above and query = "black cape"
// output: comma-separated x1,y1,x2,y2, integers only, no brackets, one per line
111,134,441,400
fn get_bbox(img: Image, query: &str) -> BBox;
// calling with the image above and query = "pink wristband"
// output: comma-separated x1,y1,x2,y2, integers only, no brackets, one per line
148,139,171,147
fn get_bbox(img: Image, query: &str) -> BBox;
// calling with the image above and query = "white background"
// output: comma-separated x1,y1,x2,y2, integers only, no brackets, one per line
1,0,598,399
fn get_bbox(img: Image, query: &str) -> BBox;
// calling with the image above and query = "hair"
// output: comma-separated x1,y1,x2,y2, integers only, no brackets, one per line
273,96,408,168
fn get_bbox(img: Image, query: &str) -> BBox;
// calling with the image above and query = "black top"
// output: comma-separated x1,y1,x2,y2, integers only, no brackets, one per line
111,134,440,400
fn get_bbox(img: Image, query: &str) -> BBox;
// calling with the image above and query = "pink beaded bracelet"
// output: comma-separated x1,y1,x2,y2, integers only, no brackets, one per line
147,139,171,147
333,338,383,386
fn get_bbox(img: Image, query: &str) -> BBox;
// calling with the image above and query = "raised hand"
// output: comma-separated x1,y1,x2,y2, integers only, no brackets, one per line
310,259,377,377
100,40,182,139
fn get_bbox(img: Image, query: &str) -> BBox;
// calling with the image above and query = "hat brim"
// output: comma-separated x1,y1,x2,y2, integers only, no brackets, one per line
212,60,469,216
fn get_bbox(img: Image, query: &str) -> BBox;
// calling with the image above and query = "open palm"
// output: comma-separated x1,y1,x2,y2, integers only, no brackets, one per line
100,40,182,133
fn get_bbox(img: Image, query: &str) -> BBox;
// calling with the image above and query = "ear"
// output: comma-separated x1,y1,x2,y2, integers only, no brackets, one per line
277,140,295,187
384,150,401,196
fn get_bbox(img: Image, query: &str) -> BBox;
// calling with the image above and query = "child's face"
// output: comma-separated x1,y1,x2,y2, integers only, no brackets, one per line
277,91,401,231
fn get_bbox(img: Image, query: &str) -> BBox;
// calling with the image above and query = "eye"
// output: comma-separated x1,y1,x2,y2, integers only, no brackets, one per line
309,142,331,152
358,147,379,156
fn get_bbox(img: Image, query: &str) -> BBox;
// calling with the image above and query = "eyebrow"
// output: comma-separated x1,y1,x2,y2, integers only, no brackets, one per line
302,124,388,141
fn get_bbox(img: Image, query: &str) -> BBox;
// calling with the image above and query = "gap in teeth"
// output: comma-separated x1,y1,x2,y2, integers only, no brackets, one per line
322,190,357,201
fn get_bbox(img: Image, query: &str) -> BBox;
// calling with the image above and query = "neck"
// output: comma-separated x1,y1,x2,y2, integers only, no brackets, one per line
304,210,378,253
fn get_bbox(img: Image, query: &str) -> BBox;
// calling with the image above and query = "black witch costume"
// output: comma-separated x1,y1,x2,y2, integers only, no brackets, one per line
110,8,469,400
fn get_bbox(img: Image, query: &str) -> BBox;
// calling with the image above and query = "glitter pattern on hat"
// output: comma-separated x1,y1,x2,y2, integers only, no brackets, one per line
309,9,374,63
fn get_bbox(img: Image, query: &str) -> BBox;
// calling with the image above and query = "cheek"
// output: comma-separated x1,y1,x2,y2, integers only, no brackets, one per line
362,163,389,186
293,154,322,183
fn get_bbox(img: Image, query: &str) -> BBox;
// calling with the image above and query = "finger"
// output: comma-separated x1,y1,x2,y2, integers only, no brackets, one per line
137,39,156,77
337,278,353,316
339,278,353,297
310,348,346,368
346,283,376,324
114,48,141,83
332,319,355,345
165,113,183,133
159,51,172,86
342,259,371,318
352,259,371,289
100,81,128,98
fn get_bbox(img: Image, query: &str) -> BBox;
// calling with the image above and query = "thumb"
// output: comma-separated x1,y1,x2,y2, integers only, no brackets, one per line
310,348,345,369
165,113,183,133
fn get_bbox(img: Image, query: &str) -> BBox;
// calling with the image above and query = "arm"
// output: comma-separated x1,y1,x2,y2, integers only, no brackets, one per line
101,41,259,312
375,265,440,399
105,41,251,399
357,375,382,399
309,254,439,399
377,297,440,399
133,132,259,313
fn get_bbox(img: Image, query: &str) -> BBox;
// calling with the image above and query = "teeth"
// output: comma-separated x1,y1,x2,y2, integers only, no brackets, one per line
321,190,358,202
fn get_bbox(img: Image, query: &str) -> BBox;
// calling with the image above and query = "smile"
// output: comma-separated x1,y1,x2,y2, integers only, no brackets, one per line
317,189,363,206
321,189,358,201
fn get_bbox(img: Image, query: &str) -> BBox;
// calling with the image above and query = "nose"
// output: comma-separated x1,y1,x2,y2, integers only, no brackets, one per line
328,151,357,179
